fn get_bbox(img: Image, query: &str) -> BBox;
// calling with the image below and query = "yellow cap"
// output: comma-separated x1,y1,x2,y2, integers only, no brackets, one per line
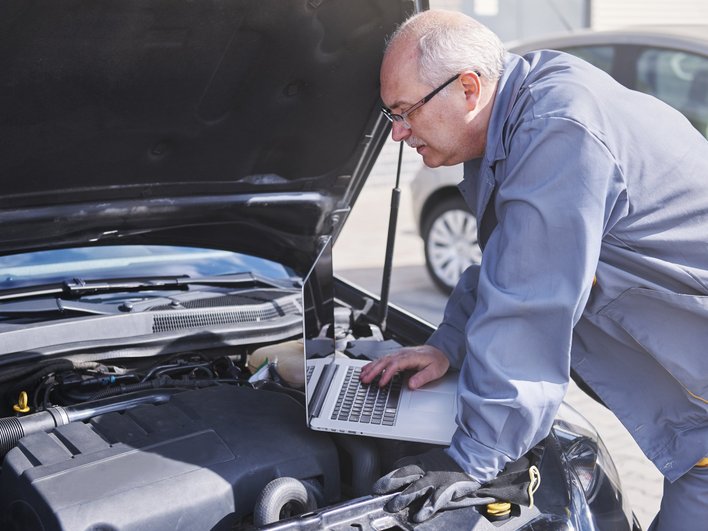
486,502,511,517
13,391,30,414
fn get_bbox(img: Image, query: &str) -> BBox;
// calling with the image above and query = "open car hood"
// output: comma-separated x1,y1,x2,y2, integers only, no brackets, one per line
0,0,412,273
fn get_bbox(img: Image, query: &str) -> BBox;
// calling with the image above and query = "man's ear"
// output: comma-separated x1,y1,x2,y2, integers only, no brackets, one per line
460,71,482,111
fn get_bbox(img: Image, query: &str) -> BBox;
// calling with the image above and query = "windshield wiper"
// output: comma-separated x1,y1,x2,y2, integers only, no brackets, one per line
0,273,296,303
63,275,194,296
0,275,190,303
0,298,121,316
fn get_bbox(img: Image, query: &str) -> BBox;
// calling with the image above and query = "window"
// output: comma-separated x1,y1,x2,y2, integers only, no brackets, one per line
563,45,614,75
636,48,708,138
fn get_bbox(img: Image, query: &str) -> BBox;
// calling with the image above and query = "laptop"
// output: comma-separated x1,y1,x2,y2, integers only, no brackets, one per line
301,237,458,445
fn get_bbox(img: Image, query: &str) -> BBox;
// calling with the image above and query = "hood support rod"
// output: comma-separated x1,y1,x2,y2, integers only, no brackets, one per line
378,141,404,332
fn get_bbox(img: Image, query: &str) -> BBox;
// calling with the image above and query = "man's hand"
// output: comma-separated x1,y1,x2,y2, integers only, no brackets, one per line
373,449,541,523
372,448,489,522
359,345,450,389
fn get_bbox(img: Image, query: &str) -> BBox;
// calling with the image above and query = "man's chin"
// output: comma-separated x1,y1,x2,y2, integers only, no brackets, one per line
421,154,444,169
422,151,465,168
416,146,441,168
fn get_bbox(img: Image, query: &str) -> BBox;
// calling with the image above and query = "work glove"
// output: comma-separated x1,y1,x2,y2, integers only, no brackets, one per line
373,448,540,523
373,448,488,522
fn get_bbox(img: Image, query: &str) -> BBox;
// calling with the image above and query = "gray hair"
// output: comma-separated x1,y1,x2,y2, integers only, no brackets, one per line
387,10,505,87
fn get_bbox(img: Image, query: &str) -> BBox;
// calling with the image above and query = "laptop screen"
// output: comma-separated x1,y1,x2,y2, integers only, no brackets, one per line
301,236,337,423
300,236,410,428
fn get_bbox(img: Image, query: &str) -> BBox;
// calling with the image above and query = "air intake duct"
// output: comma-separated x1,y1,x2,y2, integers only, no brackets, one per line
0,391,176,459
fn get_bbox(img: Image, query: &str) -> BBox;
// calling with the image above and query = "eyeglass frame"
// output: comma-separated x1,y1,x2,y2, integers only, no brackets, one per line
381,73,465,129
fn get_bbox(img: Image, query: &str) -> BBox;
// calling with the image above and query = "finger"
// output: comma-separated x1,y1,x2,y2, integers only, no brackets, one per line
411,487,490,523
386,482,434,513
407,359,449,389
376,364,399,387
372,465,424,494
375,351,429,386
410,504,435,523
358,360,381,383
361,348,443,386
359,358,387,383
429,480,481,507
359,358,393,383
360,355,405,386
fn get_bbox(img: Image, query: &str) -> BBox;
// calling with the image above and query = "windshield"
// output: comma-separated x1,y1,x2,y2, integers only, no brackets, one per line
0,245,294,291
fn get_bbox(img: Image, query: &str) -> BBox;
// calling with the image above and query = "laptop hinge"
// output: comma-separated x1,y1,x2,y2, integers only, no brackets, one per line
309,362,339,420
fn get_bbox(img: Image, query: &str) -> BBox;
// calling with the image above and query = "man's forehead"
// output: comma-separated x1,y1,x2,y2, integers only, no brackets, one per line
380,39,423,108
382,35,417,74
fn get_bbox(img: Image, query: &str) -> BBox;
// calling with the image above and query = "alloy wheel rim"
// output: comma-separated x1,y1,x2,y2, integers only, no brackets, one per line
426,209,482,288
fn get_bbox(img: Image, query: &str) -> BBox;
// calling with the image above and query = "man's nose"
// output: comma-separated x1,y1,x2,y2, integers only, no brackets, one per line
391,121,411,142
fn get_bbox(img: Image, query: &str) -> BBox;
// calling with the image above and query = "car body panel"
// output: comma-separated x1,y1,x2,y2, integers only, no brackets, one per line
0,0,407,273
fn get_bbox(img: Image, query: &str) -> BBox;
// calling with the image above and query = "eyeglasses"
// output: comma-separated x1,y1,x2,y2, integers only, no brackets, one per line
381,73,461,129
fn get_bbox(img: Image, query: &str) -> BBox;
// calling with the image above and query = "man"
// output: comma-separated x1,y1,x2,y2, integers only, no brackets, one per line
360,9,708,529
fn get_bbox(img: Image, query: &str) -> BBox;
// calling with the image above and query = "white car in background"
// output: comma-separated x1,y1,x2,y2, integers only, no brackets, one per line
412,25,708,292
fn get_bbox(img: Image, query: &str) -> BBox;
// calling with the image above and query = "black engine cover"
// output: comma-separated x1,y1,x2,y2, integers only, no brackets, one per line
1,386,339,530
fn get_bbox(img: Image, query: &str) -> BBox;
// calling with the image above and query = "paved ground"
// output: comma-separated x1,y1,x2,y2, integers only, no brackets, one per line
334,138,663,529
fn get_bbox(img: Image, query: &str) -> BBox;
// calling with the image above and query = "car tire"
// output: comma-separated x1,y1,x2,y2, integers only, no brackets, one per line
422,196,482,294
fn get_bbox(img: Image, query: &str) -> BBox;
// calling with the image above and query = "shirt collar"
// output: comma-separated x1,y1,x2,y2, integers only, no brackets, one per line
483,52,529,166
462,53,530,186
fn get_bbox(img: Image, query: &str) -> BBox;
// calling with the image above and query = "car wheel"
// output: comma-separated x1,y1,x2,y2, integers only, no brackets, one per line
422,196,482,294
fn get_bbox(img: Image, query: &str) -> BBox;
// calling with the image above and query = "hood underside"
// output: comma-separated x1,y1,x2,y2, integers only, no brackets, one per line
0,0,414,271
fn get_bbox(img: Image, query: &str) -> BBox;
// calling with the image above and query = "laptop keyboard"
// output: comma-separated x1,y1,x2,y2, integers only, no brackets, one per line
331,366,402,426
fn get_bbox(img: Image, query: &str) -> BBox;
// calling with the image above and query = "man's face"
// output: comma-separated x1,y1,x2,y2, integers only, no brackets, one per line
380,40,479,167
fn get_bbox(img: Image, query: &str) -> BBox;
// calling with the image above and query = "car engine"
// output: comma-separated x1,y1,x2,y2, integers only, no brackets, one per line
0,346,352,530
2,387,340,530
0,296,636,531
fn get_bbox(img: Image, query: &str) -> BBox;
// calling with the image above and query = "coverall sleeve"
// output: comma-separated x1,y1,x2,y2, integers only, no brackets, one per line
439,117,626,481
427,264,481,369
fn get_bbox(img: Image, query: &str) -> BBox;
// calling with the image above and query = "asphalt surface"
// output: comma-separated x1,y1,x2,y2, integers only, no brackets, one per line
334,138,663,529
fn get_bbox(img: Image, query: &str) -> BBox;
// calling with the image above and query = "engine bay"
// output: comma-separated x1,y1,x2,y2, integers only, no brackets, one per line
0,275,616,531
0,307,428,530
2,384,339,530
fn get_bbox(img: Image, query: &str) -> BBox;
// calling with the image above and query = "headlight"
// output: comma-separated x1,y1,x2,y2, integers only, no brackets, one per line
553,402,618,500
553,402,634,529
564,435,601,498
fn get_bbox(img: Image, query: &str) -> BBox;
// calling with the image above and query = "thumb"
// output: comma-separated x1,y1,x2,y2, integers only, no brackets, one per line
408,363,447,389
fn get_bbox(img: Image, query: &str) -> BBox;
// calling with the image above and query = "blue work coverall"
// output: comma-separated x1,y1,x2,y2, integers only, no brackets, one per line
426,50,708,522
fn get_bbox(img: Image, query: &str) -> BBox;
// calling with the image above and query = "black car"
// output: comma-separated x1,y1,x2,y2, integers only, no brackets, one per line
0,1,638,530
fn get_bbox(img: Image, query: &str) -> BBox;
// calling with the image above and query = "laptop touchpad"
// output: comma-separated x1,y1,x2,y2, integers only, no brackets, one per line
408,391,455,413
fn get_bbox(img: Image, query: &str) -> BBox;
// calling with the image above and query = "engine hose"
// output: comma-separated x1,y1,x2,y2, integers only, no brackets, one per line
333,434,381,496
2,359,75,387
88,376,219,401
89,380,163,401
253,477,318,526
0,407,67,458
0,390,177,459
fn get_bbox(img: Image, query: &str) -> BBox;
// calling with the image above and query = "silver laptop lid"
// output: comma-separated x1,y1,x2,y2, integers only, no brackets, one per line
301,237,336,423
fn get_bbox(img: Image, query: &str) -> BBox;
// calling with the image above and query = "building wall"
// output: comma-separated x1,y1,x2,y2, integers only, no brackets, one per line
592,0,708,29
431,1,708,37
430,0,589,41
